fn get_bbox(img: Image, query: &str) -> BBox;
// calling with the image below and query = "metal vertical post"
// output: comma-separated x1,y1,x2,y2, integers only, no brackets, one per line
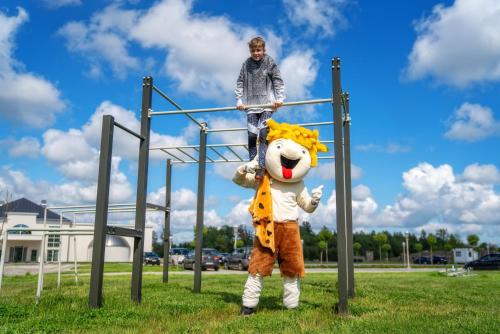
163,159,172,283
89,114,115,308
343,93,355,298
131,76,152,303
194,123,208,293
36,233,46,303
0,229,8,292
332,57,348,314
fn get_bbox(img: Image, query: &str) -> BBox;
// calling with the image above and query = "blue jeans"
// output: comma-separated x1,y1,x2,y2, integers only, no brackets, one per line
247,110,272,169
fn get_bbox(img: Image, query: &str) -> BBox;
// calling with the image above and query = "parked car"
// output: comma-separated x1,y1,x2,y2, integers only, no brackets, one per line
413,256,431,264
432,256,448,264
183,248,220,271
413,256,448,264
225,247,252,271
464,253,500,270
169,248,190,265
144,252,161,265
219,252,230,264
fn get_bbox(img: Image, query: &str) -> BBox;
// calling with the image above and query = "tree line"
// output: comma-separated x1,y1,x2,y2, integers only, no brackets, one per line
153,222,498,261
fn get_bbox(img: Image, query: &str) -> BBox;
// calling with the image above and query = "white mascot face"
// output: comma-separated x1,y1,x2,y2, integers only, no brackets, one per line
265,139,312,183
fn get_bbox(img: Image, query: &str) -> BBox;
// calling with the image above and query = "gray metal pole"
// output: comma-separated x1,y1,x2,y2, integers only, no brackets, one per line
163,159,172,283
194,123,208,293
332,57,348,314
131,76,152,303
89,114,114,308
343,93,355,299
0,229,8,292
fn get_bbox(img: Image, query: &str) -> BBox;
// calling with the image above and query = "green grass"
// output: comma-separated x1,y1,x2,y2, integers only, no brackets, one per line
1,271,499,333
65,263,183,274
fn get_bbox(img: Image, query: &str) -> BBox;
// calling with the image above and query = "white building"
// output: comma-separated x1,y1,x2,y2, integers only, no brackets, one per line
0,198,154,263
452,248,478,263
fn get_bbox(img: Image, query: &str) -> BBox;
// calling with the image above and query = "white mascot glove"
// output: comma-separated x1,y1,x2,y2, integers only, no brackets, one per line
311,185,324,205
239,159,259,174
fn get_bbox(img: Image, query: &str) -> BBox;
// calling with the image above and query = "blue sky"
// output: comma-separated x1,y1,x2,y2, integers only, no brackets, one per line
1,0,500,244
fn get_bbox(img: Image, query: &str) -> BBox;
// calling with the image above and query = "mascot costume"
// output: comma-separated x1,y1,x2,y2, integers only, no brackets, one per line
232,119,328,315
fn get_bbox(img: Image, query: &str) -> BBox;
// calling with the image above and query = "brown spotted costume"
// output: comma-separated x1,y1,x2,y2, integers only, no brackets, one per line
233,120,327,312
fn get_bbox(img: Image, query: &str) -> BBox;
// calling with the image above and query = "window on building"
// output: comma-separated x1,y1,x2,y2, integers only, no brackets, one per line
47,249,59,262
455,251,462,257
8,224,31,235
47,234,61,248
468,251,472,257
31,249,38,262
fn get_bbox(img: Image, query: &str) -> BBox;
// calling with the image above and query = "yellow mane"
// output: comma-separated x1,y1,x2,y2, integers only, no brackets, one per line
266,119,328,167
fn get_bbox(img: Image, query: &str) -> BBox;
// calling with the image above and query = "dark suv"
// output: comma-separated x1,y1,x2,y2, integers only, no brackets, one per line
144,252,161,265
183,248,220,271
225,247,252,270
464,253,500,270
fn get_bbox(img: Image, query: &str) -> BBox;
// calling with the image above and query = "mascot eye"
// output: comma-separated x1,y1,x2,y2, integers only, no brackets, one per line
302,150,306,154
277,145,281,149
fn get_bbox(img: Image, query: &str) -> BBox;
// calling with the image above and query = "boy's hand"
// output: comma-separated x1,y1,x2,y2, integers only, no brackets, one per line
237,104,246,111
272,101,283,110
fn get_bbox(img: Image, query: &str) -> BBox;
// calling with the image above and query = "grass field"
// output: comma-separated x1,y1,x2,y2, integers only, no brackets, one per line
1,271,499,333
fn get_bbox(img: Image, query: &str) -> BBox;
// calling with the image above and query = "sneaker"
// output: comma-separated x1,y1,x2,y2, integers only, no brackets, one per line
240,306,256,316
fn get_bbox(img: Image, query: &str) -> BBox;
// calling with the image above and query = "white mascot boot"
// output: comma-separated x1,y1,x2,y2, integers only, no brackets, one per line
241,274,263,315
283,276,300,309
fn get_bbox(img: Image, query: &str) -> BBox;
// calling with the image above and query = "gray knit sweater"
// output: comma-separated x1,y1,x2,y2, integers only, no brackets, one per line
235,54,285,113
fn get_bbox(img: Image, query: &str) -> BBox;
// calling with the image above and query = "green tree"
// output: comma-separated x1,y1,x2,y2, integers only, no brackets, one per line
427,234,437,264
414,242,422,260
317,227,333,263
373,232,388,262
467,234,479,248
381,243,391,262
318,240,327,264
353,242,362,256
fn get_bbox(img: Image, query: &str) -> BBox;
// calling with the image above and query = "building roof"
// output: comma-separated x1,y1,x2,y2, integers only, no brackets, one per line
0,198,70,222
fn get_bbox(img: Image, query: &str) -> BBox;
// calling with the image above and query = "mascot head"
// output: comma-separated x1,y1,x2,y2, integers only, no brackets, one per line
265,120,328,183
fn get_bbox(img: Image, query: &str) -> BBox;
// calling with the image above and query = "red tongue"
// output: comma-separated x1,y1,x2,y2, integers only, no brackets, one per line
282,166,293,179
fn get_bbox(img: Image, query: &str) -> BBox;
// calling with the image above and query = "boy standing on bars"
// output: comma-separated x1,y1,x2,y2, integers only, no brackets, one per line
235,36,285,180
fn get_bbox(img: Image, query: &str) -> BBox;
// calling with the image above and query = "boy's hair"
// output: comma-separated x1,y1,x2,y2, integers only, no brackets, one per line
248,36,265,49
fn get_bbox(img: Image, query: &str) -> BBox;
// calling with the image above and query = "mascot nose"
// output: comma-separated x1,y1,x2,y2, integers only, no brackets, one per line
282,145,302,160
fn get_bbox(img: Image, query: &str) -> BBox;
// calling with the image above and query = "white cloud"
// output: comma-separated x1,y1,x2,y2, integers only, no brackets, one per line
1,137,41,158
307,162,362,180
461,163,500,185
444,103,500,141
0,165,132,205
57,5,141,79
283,0,348,37
405,0,500,87
0,8,65,128
57,0,318,104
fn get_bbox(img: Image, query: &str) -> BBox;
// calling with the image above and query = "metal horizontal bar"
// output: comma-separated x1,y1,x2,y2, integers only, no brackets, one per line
318,156,335,159
207,121,334,133
106,226,143,238
160,149,186,163
226,146,244,161
150,98,332,116
193,147,214,162
113,121,145,140
176,147,198,161
209,147,228,161
146,203,169,212
46,203,136,210
152,85,204,128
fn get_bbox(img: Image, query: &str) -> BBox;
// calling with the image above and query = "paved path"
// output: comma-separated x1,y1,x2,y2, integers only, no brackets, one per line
2,264,442,277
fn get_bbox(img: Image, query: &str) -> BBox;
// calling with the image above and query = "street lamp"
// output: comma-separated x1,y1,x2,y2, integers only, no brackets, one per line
402,241,406,267
405,232,411,269
233,225,239,250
